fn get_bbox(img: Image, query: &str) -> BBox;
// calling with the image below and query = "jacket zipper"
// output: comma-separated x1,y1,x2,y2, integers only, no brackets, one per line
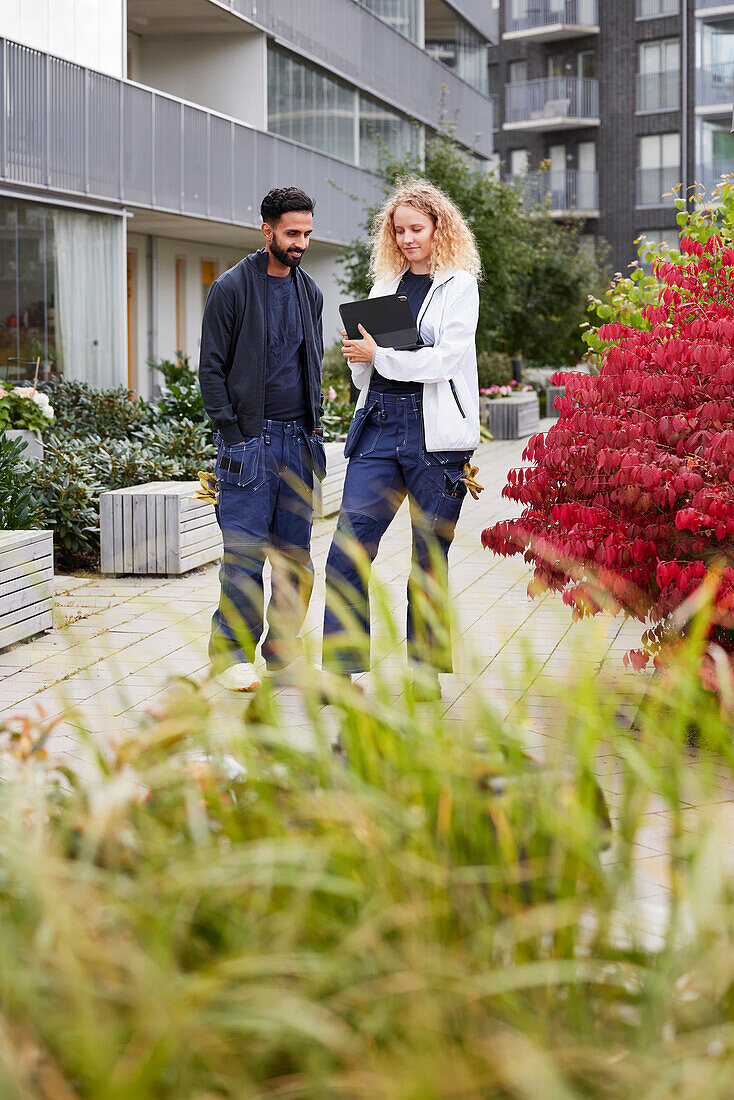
449,379,466,418
414,274,454,450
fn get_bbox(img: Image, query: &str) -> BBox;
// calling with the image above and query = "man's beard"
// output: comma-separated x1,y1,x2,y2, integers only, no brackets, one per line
270,236,304,268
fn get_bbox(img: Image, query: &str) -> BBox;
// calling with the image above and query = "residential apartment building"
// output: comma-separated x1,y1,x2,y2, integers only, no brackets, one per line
0,0,496,397
490,0,734,273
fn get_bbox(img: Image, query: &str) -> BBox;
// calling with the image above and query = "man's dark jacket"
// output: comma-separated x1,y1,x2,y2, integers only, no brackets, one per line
198,249,324,445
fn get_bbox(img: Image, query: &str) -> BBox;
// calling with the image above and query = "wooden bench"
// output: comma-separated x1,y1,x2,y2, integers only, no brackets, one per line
313,441,348,519
100,482,222,576
480,392,540,440
0,530,54,649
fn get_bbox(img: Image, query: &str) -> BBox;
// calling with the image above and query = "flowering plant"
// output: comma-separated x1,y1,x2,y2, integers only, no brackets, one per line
483,233,734,685
479,381,533,399
0,386,55,434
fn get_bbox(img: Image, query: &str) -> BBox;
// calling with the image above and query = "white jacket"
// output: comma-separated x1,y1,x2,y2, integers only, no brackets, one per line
349,267,480,453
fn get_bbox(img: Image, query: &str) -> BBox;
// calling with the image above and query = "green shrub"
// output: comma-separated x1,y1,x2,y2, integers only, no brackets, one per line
149,352,209,429
22,440,101,566
46,379,151,440
0,434,37,530
476,350,513,390
0,619,733,1096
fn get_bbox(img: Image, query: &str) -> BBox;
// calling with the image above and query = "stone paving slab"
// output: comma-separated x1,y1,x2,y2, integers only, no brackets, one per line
0,420,728,936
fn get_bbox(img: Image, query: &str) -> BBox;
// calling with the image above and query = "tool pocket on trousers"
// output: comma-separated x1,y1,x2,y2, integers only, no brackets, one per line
215,434,264,489
430,466,467,538
343,401,381,459
304,431,327,482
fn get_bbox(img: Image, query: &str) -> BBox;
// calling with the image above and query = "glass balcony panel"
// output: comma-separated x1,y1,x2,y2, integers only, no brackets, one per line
504,76,599,126
696,61,734,107
636,69,681,112
636,166,681,206
505,0,598,35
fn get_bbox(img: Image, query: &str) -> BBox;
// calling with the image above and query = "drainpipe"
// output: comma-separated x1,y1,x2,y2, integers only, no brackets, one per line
681,0,688,205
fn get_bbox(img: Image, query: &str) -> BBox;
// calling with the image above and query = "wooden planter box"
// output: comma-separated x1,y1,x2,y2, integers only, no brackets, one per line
0,531,54,649
480,392,540,440
100,482,222,576
546,384,565,418
313,441,347,519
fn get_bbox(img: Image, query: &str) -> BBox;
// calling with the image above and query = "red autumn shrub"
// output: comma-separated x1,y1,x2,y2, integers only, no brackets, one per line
482,234,734,668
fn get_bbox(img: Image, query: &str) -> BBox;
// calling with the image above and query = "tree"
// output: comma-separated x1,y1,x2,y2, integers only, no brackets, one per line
338,133,609,365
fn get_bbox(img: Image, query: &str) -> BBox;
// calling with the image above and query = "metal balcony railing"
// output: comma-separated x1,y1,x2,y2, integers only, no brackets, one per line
695,0,734,10
0,37,382,245
637,0,679,16
636,166,681,207
504,76,599,127
505,0,598,36
512,169,599,213
636,69,680,112
696,61,734,108
214,0,493,156
695,160,734,195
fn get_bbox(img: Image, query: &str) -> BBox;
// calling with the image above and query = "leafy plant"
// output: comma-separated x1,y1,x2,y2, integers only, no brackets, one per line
0,434,37,529
45,379,150,440
483,231,734,681
477,349,513,390
22,440,102,566
149,352,209,429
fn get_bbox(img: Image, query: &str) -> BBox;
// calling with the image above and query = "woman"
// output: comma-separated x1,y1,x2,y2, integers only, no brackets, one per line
322,178,481,700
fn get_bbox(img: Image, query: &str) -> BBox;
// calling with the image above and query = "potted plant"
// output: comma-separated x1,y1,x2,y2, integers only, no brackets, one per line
0,382,54,461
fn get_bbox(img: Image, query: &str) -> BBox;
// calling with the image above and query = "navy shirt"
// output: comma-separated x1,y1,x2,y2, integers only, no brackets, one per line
264,272,308,421
369,270,432,395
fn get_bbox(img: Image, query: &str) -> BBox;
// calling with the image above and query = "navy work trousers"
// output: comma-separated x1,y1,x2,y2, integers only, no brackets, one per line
210,418,323,670
323,390,471,674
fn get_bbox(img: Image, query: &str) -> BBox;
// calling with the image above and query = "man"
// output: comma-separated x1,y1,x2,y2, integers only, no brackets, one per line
199,187,325,691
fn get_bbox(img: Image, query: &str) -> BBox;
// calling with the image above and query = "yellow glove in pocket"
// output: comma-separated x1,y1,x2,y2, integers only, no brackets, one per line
460,463,484,500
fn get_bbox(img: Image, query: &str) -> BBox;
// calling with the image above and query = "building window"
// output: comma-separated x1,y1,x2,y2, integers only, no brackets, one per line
0,198,122,388
578,50,596,79
201,261,218,313
358,95,420,172
175,257,186,355
637,229,676,272
508,59,527,84
267,46,357,163
510,148,529,177
696,118,734,196
424,0,490,95
637,39,680,112
636,0,679,18
637,133,680,207
357,0,421,43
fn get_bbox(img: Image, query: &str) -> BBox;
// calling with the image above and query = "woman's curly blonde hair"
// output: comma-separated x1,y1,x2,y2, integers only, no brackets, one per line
369,177,481,284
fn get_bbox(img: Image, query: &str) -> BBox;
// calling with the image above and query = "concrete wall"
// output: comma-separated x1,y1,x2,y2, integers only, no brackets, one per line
0,0,124,77
126,232,346,402
127,31,267,129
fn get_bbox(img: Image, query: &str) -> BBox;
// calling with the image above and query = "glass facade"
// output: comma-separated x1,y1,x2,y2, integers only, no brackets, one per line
267,45,419,171
425,0,490,95
267,47,356,163
359,94,420,171
0,197,122,387
358,0,421,42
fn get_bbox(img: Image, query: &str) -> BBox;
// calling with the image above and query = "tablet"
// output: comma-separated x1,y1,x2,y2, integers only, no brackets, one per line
339,294,422,351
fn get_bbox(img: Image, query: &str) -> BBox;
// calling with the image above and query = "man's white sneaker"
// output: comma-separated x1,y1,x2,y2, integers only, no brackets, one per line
215,662,261,692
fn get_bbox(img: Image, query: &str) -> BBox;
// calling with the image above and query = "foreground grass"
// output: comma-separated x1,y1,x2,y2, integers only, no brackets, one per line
0,624,733,1098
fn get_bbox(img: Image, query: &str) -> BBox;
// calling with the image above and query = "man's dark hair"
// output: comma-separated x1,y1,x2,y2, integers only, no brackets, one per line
260,187,315,226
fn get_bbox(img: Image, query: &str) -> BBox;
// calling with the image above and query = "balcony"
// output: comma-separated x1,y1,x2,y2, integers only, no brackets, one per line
636,166,681,207
636,0,680,17
504,77,600,131
695,159,734,195
696,61,734,114
512,169,599,216
695,0,734,19
0,37,382,246
636,69,680,112
208,0,495,157
504,0,599,41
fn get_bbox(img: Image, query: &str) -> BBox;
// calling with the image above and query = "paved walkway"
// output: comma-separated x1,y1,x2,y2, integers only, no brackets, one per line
1,420,730,942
